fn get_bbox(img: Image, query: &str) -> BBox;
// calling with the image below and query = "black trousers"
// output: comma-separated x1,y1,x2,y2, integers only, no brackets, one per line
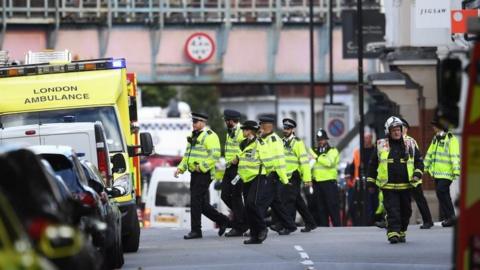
269,174,297,230
312,180,341,227
283,171,316,227
221,165,247,231
243,175,275,238
435,179,455,220
383,189,412,234
190,171,229,233
410,184,433,224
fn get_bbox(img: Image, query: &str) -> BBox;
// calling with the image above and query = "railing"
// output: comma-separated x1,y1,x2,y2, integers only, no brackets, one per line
0,0,381,24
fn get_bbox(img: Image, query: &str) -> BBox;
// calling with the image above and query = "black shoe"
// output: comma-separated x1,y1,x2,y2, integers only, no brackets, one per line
301,225,317,233
225,228,244,237
375,221,386,229
244,237,262,244
278,227,296,235
243,230,250,237
441,218,456,227
399,236,406,243
218,222,228,236
258,229,268,242
420,222,434,229
388,236,399,244
269,224,283,232
184,231,202,239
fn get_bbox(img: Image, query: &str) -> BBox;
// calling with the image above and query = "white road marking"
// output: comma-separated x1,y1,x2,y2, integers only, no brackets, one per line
299,252,309,259
294,245,304,251
301,260,314,265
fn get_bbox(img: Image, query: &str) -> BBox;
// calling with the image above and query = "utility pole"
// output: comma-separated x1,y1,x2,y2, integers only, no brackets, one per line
329,0,333,104
309,0,315,147
357,0,367,226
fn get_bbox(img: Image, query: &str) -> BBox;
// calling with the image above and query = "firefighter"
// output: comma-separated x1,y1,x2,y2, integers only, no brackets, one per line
236,120,272,244
310,129,341,227
400,118,433,229
424,119,460,227
258,116,297,235
279,118,317,232
367,116,424,244
175,112,230,239
221,109,248,237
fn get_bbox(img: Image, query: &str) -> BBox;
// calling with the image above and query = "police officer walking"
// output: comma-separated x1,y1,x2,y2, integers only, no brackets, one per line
221,109,248,236
236,120,272,244
175,112,230,239
424,119,460,227
401,118,433,229
280,118,317,232
367,116,424,244
310,129,341,227
258,116,297,235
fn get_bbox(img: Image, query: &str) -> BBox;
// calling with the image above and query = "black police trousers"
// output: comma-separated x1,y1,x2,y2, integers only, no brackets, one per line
410,184,433,224
435,179,455,220
221,165,247,231
270,174,297,231
313,180,340,226
243,175,274,238
383,189,412,234
283,171,316,227
190,171,229,233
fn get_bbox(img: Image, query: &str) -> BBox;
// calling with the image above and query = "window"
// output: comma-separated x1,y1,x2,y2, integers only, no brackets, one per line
155,182,190,207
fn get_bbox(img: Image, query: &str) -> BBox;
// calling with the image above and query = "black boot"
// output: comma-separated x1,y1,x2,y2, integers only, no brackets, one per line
258,229,268,242
420,222,433,229
388,236,399,244
441,218,456,227
218,222,228,236
244,237,262,244
269,223,283,232
225,228,244,237
184,231,202,239
300,224,317,233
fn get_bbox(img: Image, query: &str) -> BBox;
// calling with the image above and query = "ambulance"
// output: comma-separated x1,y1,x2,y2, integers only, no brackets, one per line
0,51,153,252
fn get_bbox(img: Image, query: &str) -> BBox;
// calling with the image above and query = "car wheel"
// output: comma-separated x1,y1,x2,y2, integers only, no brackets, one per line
106,219,124,269
122,208,140,252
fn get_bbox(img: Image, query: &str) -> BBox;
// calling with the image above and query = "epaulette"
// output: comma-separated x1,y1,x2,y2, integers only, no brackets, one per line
295,137,301,141
258,138,265,145
207,130,213,135
271,136,277,142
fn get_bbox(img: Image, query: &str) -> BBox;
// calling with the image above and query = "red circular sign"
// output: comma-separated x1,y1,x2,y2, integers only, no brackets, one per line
184,33,215,64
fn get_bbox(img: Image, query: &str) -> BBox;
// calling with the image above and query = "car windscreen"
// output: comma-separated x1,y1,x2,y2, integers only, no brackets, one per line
0,106,124,152
41,154,84,193
155,182,190,207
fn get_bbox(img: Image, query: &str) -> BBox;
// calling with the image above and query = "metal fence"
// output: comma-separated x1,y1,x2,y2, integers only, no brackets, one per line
0,0,380,24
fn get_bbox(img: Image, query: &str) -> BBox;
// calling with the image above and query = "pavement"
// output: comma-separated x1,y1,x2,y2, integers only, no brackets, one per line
124,225,453,270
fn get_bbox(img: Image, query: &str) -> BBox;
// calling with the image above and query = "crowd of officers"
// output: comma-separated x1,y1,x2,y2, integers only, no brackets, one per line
174,110,460,245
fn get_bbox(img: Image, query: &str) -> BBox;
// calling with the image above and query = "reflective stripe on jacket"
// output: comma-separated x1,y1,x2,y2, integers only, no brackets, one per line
238,138,266,183
224,124,244,165
259,133,289,184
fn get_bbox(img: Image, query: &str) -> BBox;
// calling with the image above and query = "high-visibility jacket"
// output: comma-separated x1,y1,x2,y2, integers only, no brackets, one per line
224,124,244,166
178,128,221,174
258,132,289,184
367,137,423,190
424,131,460,181
283,135,311,182
405,134,422,185
310,146,339,182
238,138,267,183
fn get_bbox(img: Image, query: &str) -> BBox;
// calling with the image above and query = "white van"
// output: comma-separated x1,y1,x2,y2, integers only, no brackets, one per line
0,122,112,181
145,167,223,229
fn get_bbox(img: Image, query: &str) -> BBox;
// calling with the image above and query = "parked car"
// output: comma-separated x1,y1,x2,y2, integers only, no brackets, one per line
0,146,99,270
0,187,57,270
80,159,124,269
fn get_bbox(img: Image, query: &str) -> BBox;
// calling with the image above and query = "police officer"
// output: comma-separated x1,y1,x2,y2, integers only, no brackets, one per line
400,118,433,229
258,116,297,235
367,116,424,244
236,120,271,244
424,119,460,227
310,129,341,227
280,118,317,232
221,109,247,237
175,112,230,239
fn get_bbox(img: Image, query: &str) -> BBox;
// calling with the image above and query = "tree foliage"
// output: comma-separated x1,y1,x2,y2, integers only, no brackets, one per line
140,85,177,107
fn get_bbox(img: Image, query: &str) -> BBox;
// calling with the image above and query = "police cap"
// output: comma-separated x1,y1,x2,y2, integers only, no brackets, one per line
316,128,329,140
259,116,275,124
241,120,259,131
223,109,241,120
282,118,297,129
191,112,208,122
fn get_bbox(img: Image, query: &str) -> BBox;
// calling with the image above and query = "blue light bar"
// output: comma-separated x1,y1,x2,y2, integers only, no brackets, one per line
112,59,125,68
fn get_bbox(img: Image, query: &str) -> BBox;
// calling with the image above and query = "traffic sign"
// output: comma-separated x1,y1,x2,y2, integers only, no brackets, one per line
323,104,349,146
184,33,215,64
328,118,345,137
